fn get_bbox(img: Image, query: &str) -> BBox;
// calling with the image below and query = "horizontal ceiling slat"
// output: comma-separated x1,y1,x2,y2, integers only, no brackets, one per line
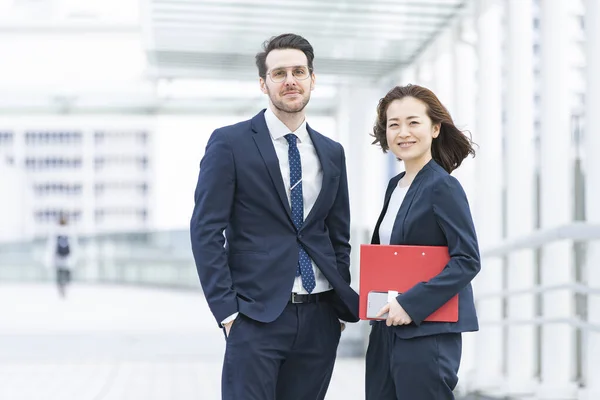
143,0,467,81
151,50,405,75
151,16,444,34
152,32,425,48
150,55,416,65
150,27,434,44
151,0,463,14
150,3,456,21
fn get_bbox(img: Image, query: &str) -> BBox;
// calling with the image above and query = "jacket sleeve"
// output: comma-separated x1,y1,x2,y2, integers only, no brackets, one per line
397,174,481,325
324,145,351,284
190,129,238,326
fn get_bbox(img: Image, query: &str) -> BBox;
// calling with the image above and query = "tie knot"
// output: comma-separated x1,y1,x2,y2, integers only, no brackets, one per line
284,133,297,146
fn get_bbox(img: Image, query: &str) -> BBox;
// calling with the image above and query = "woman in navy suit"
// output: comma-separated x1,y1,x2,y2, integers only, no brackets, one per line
365,84,480,400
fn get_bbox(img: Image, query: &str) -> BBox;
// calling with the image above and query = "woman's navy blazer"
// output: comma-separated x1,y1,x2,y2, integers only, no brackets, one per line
371,159,480,339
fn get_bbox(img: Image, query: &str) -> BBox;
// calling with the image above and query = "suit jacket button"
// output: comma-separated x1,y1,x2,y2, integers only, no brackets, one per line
298,234,303,239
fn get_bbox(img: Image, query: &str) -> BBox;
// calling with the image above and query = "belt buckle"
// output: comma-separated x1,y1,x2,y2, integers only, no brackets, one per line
291,293,302,304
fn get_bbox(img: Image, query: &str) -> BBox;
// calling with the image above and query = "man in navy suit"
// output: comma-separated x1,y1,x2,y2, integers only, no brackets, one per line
190,33,359,400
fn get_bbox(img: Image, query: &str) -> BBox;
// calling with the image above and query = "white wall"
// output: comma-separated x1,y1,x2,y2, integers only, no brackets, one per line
0,161,33,242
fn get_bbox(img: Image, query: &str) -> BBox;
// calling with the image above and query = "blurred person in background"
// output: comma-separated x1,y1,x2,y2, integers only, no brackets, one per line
190,33,359,400
366,84,480,400
45,213,78,298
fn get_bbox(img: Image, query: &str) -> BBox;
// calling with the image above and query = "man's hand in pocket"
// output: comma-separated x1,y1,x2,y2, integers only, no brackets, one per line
224,320,234,337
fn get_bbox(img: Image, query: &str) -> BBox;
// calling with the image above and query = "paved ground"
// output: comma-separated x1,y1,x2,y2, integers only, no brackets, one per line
0,283,492,400
0,283,365,400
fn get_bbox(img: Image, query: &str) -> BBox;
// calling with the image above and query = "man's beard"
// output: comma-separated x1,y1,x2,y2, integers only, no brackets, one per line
269,91,310,114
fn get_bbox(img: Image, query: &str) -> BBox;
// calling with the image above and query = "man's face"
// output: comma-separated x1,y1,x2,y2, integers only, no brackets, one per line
260,49,315,114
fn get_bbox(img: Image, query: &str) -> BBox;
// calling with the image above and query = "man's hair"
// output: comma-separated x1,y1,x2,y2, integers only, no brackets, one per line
255,33,315,80
372,84,476,174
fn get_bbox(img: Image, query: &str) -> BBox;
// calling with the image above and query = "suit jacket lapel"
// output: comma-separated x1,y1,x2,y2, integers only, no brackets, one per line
302,125,331,228
251,112,292,221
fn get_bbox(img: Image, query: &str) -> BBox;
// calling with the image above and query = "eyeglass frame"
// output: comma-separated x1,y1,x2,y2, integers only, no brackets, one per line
265,65,313,83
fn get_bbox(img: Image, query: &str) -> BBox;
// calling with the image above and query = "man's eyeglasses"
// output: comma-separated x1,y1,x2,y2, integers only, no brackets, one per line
266,66,312,83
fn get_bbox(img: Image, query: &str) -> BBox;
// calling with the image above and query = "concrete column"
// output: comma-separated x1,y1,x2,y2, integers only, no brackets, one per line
400,64,417,85
452,19,477,209
472,0,505,393
416,61,434,89
336,85,385,248
335,85,386,353
451,18,479,391
504,0,537,396
432,32,456,114
0,162,23,242
12,126,35,240
81,127,96,235
583,0,600,398
538,0,577,397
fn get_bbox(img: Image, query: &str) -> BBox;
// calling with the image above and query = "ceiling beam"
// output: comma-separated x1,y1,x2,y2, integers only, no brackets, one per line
0,95,337,116
151,0,464,15
150,6,454,23
150,18,442,36
0,20,139,34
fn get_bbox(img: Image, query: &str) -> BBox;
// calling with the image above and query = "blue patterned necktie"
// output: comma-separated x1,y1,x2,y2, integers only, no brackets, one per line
284,133,316,293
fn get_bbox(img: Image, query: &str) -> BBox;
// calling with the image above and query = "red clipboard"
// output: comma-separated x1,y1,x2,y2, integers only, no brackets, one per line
359,244,458,322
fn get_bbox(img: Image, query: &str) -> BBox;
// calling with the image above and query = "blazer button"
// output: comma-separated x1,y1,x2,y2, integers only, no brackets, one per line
298,234,303,239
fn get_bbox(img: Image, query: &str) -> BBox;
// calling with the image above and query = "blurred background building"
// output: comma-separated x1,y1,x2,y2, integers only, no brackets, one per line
0,0,599,399
0,127,153,236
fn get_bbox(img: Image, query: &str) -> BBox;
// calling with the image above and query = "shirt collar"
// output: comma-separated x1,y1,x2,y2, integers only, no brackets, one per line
264,107,309,142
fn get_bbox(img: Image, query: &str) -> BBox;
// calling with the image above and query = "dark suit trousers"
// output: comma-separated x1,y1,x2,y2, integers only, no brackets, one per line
365,322,461,400
222,300,342,400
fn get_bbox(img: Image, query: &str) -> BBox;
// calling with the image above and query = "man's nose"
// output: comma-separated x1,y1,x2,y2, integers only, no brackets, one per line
283,72,297,85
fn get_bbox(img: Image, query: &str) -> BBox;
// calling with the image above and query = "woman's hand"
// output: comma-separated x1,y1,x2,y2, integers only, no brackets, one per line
376,298,413,327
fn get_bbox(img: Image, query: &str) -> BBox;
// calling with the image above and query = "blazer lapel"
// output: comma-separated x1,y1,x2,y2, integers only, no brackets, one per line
251,112,292,221
302,125,332,228
389,166,430,245
371,173,403,244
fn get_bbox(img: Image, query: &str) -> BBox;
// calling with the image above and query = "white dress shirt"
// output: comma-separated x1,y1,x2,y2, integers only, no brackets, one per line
221,108,333,326
378,183,410,245
264,107,332,294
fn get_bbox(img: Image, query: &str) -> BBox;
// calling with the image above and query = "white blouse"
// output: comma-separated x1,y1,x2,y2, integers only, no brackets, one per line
378,184,410,245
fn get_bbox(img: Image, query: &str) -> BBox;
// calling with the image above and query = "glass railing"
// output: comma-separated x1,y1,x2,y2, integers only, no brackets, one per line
0,230,200,289
0,227,373,357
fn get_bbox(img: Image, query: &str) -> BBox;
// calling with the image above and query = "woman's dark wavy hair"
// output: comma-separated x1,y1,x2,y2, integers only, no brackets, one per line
372,84,476,174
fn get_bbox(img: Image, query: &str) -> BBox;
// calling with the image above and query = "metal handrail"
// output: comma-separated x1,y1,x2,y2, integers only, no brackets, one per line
477,317,600,332
475,283,600,300
481,222,600,258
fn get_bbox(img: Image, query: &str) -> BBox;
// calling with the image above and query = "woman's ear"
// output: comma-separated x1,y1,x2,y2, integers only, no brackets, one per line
432,123,441,138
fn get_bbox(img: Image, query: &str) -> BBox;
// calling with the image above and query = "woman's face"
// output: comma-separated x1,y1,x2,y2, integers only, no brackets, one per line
385,97,440,166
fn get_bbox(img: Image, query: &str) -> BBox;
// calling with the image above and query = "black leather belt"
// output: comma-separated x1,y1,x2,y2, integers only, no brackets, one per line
289,290,334,304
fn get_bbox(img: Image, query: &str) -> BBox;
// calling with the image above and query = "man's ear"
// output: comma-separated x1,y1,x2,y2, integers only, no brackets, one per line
259,77,268,94
310,73,316,91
